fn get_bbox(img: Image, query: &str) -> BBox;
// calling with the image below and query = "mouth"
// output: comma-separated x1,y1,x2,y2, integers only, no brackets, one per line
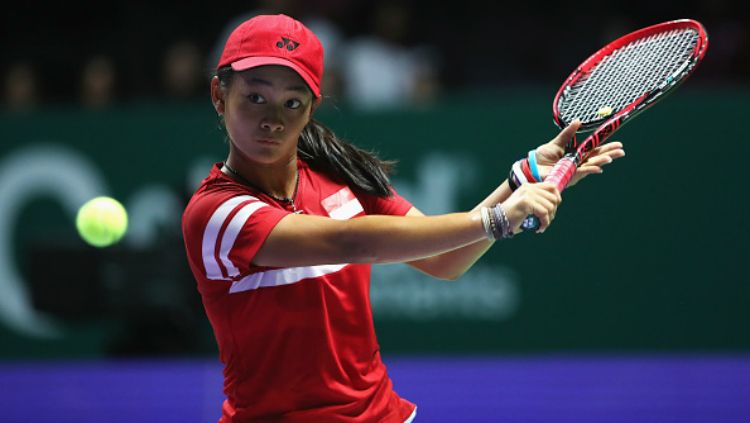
256,138,281,145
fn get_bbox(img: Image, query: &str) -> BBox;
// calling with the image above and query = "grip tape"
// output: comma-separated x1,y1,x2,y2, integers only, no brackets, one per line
520,156,577,231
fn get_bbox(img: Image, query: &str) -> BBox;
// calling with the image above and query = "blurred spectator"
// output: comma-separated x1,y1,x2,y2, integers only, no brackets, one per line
3,61,39,112
161,40,205,102
80,55,117,109
339,2,440,110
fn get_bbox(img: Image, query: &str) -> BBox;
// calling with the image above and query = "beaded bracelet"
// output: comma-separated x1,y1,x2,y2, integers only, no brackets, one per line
480,205,513,240
491,204,513,239
480,207,494,240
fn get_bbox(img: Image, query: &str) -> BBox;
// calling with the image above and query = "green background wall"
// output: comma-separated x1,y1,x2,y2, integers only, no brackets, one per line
1,87,747,358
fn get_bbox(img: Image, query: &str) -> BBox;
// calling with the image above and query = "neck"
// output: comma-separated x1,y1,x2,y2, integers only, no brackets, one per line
224,153,298,200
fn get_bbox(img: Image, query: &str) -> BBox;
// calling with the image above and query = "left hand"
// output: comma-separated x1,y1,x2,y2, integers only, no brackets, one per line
535,120,626,187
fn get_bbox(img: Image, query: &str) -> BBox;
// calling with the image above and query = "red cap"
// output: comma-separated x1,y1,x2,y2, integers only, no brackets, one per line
217,14,324,97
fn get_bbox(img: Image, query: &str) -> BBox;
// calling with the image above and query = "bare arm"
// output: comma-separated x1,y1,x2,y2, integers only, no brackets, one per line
253,210,487,268
253,181,561,268
404,121,625,281
405,180,514,281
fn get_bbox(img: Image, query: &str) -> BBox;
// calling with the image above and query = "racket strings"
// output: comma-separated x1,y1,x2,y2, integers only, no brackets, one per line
559,29,700,125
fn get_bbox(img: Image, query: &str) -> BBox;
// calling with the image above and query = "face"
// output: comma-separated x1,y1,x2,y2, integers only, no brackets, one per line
212,65,316,166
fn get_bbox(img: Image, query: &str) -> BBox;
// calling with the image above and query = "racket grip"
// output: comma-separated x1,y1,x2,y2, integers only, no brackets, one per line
521,157,578,232
545,156,578,192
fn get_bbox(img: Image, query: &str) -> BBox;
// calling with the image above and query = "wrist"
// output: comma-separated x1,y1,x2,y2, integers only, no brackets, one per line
508,158,539,193
527,149,543,182
480,205,513,240
520,157,539,183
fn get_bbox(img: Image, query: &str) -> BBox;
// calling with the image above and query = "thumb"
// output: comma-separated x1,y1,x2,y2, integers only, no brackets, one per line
552,119,582,148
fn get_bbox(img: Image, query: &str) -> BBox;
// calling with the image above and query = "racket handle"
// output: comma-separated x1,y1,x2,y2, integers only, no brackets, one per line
545,155,578,192
521,156,578,232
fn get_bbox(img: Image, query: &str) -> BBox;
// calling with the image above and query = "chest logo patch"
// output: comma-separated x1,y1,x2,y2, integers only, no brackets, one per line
322,187,364,220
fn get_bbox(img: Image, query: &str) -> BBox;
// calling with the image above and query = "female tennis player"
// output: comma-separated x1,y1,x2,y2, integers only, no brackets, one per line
182,14,624,423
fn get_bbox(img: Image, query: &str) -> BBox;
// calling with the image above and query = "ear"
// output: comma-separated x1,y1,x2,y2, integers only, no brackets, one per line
210,76,225,115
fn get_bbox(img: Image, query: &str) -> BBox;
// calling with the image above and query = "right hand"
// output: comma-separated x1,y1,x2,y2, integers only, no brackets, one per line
501,182,561,233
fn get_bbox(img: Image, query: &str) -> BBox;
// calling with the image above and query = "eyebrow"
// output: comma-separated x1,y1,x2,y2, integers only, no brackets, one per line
246,77,308,94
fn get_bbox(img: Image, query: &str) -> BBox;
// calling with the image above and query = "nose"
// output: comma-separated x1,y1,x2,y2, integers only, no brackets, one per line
260,115,284,132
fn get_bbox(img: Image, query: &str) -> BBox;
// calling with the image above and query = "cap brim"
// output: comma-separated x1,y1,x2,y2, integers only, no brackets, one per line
231,57,320,98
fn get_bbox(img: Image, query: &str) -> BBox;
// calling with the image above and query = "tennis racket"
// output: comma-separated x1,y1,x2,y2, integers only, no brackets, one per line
522,19,709,231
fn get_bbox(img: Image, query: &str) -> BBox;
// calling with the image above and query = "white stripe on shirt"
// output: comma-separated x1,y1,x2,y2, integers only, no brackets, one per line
201,195,258,280
218,201,268,278
229,264,348,294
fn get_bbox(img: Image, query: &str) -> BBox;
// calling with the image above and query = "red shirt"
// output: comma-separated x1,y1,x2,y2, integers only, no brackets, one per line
182,160,416,422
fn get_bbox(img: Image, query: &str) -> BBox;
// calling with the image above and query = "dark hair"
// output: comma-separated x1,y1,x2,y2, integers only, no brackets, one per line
216,67,395,197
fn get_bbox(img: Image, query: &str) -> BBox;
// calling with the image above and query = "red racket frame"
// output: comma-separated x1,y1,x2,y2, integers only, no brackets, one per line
522,19,708,231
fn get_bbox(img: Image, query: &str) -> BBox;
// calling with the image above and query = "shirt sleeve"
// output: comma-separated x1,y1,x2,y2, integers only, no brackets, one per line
190,193,290,281
357,186,413,216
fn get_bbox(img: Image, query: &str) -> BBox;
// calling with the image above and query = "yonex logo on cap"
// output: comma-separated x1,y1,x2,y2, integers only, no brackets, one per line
276,37,300,51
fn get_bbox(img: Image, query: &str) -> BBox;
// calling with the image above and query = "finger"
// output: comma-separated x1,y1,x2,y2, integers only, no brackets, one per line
582,155,614,168
582,146,627,165
527,191,558,221
606,149,626,159
536,186,562,205
578,151,625,174
536,196,558,222
531,205,550,233
587,143,624,159
576,165,604,175
551,119,582,148
594,141,624,153
597,149,625,163
522,196,551,232
538,205,553,233
536,182,562,200
594,147,626,160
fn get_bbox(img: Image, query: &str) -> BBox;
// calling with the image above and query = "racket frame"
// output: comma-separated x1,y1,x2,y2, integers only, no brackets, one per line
521,19,709,231
555,18,709,136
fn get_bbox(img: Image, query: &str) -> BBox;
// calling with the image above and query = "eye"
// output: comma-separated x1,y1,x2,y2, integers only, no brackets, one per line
285,99,302,109
248,93,266,104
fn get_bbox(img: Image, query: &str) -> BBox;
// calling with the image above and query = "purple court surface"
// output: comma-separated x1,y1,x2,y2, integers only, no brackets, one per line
1,355,748,422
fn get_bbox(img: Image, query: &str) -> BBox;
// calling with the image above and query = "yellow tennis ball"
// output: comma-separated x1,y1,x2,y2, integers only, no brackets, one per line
596,105,613,117
75,196,128,247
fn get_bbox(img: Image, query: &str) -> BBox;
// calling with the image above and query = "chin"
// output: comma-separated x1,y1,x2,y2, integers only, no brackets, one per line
238,148,294,167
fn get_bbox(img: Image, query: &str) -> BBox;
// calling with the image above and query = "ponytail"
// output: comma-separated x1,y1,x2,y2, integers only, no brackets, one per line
299,119,395,197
